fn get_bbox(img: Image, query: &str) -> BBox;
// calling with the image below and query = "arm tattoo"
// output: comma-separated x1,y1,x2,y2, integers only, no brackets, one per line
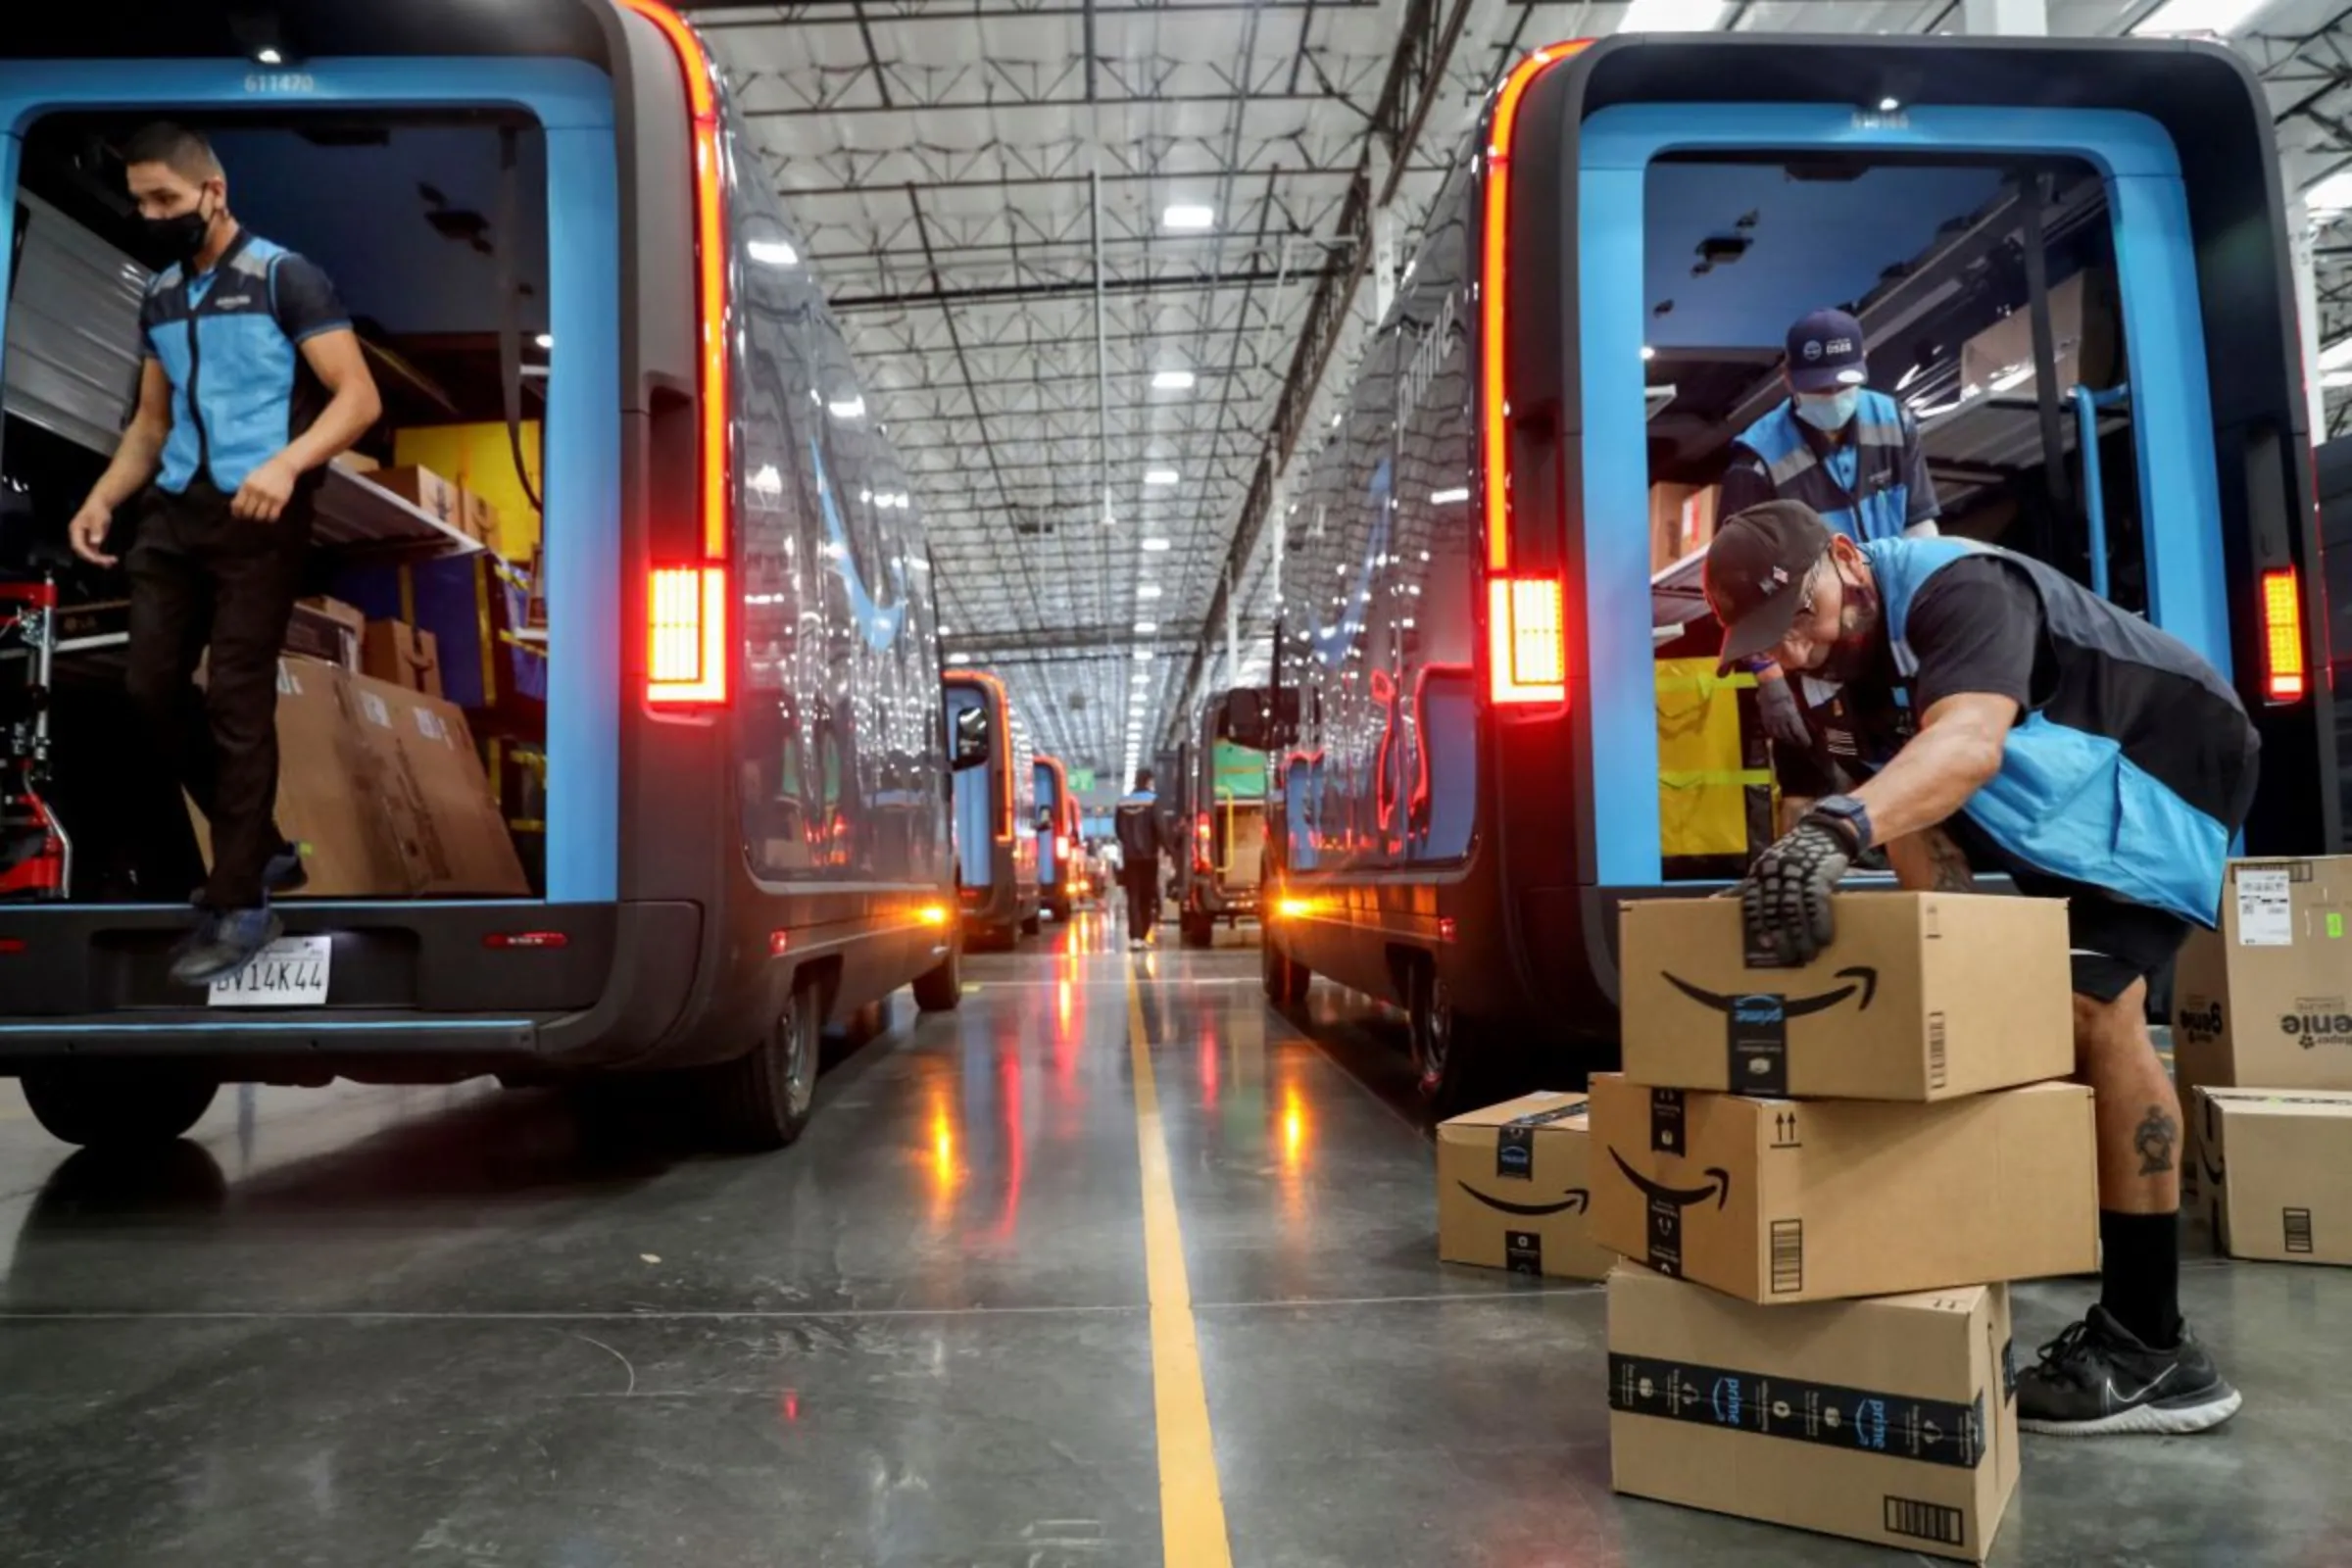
1921,826,1977,893
2134,1106,2178,1176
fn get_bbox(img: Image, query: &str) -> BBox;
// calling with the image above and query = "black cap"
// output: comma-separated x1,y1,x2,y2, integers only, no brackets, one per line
1705,500,1834,672
1786,307,1868,394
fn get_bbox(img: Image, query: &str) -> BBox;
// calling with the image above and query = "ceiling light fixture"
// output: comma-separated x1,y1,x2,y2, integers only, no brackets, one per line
534,332,555,350
1141,537,1172,552
2306,169,2352,216
1144,468,1179,486
1163,204,1216,230
1138,583,1163,599
1152,369,1197,392
826,396,866,420
1877,96,1901,113
747,238,799,267
2129,0,2272,35
1430,487,1470,506
1620,0,1731,31
1640,344,1656,361
1134,621,1158,634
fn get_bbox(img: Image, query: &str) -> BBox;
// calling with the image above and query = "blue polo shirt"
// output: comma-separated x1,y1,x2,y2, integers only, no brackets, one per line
139,227,350,495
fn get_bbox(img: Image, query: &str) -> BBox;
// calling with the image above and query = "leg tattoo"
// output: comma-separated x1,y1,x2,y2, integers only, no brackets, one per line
2134,1105,2178,1176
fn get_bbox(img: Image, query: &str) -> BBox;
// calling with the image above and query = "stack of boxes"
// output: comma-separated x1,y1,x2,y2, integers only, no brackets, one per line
1592,891,2099,1561
1436,892,2100,1561
2173,858,2352,1267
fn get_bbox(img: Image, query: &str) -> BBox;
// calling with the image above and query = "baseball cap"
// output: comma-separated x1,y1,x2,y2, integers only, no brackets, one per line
1786,307,1869,395
1705,499,1835,672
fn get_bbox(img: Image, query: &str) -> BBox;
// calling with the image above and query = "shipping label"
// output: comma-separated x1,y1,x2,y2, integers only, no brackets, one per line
2235,865,2293,946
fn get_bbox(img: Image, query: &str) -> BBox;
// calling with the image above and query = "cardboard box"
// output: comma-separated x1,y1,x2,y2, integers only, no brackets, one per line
362,620,443,699
284,596,364,672
1617,893,2074,1101
341,672,530,898
1586,1072,2098,1303
1608,1264,2019,1562
328,450,378,475
367,465,464,534
2193,1088,2352,1265
1648,483,1720,575
190,660,526,899
458,488,501,550
1437,1092,1615,1280
2174,858,2352,1201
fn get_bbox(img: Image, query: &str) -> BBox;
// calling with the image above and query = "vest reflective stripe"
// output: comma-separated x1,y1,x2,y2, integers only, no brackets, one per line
1863,536,2237,926
1733,389,1912,544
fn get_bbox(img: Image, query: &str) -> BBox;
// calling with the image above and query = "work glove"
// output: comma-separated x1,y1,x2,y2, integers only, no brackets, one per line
1740,807,1868,966
1752,665,1813,752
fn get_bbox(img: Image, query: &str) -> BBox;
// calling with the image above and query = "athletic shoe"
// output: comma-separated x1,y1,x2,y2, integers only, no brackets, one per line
189,844,308,906
170,907,284,988
1128,938,1145,952
2015,1304,2242,1436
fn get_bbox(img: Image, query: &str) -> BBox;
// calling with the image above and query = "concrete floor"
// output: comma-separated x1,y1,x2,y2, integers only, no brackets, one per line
0,911,2345,1566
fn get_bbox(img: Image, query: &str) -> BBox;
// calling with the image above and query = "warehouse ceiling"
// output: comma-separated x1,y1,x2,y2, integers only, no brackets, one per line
687,0,2352,788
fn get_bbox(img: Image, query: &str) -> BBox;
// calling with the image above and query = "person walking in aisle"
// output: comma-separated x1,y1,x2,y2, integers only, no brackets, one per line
1113,769,1168,952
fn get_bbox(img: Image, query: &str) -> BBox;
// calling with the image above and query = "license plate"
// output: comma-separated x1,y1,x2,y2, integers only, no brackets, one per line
208,935,333,1007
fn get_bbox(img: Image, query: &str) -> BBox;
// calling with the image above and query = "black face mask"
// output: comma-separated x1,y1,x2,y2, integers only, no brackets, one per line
143,199,214,268
1813,571,1883,685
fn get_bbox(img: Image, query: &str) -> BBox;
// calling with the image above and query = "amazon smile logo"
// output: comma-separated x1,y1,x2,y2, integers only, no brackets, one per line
1663,966,1880,1018
1456,1182,1589,1218
1608,1148,1735,1212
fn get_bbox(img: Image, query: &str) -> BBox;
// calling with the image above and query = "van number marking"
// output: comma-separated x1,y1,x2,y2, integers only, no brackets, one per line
245,73,318,95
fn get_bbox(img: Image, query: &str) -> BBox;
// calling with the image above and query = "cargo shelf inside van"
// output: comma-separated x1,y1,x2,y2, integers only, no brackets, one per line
314,465,485,564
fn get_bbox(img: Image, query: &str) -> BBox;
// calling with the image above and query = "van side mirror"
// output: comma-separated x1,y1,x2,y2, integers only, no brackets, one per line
1222,686,1299,751
949,704,991,770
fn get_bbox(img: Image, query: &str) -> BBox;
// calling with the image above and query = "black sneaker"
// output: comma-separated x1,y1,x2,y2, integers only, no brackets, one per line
170,907,284,988
2016,1304,2242,1436
188,845,308,907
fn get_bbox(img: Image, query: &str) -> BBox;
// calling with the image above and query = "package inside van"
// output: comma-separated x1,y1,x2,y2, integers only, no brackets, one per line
1,113,554,902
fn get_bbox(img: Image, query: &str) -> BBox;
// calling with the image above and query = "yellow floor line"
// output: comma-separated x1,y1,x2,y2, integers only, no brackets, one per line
1126,965,1235,1568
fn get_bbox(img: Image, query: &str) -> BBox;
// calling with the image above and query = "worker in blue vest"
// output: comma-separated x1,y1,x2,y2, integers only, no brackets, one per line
1706,498,2259,1442
1720,309,1940,755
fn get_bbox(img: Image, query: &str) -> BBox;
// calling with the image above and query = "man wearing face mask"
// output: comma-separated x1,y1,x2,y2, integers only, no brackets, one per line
67,122,381,985
1719,308,1940,759
1705,498,2259,1440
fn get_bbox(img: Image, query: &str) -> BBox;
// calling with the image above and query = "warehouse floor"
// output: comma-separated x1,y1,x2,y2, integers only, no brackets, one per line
0,916,2345,1567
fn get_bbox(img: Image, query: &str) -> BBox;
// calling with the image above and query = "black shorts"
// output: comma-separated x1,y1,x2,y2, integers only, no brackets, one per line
1938,813,2190,1004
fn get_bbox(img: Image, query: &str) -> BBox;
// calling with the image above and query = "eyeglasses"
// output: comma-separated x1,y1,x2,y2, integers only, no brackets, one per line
1794,554,1831,622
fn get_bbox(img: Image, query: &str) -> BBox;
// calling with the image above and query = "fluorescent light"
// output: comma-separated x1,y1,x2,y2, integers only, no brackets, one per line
1640,345,1656,361
1877,96,1901,113
750,464,783,497
1163,204,1215,230
1621,0,1731,31
257,46,284,65
2325,370,2352,389
1430,487,1470,506
2306,170,2352,216
1134,649,1154,662
1134,621,1158,634
2130,0,2270,35
2323,338,2352,371
747,238,799,267
1134,670,1152,683
827,396,866,420
1141,537,1172,552
1137,584,1163,600
947,653,972,664
1144,468,1179,486
534,332,554,350
1152,369,1197,392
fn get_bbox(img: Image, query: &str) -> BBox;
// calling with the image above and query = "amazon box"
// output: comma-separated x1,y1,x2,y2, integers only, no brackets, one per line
1437,1092,1614,1280
1617,893,2073,1102
2192,1088,2352,1266
1608,1264,2019,1562
1587,1072,2097,1304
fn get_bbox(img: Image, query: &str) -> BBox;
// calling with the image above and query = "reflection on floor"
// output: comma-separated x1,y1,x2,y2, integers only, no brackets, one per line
0,908,2344,1566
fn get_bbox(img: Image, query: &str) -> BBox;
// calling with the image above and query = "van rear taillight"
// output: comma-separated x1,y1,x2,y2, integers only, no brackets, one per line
2260,566,2307,703
0,938,24,956
1488,575,1566,705
648,565,729,707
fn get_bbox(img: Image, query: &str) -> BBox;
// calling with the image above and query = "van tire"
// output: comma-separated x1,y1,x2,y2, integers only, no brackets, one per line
1409,964,1480,1116
1263,932,1310,1009
914,939,963,1012
699,981,822,1151
21,1068,219,1150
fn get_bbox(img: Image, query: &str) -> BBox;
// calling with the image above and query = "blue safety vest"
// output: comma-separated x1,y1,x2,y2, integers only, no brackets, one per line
1732,389,1916,544
1863,537,2257,927
143,230,329,495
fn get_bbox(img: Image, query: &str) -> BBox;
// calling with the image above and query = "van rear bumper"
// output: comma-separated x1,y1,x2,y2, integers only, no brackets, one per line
0,900,702,1073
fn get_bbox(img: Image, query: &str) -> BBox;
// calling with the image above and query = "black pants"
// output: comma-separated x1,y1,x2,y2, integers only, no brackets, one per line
124,479,311,910
1121,864,1158,940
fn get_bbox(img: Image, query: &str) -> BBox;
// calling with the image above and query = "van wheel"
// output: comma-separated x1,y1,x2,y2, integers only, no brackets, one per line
700,981,822,1151
21,1068,219,1150
914,937,963,1012
1263,932,1310,1009
1180,911,1214,949
1410,966,1479,1116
